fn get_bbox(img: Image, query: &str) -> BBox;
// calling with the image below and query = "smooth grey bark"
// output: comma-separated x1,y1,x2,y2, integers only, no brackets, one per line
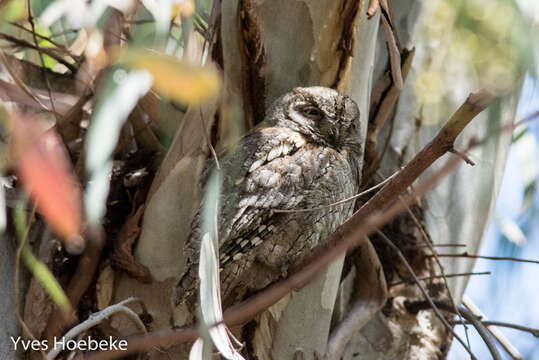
124,0,518,358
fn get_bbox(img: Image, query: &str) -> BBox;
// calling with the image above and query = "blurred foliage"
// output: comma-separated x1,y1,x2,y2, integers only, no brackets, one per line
0,0,221,302
0,0,25,23
14,202,71,313
10,113,83,248
122,50,220,104
85,67,153,224
512,124,538,213
415,0,538,123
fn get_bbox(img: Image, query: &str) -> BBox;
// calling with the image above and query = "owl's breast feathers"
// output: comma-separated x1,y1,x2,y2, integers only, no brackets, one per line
215,126,358,269
175,125,359,316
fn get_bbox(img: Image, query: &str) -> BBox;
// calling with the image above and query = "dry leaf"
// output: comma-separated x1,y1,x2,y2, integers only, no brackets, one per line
96,265,116,310
126,52,221,104
11,113,83,253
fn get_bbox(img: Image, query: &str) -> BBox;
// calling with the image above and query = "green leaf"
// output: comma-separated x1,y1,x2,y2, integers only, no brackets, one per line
0,0,25,23
14,204,71,312
85,68,153,224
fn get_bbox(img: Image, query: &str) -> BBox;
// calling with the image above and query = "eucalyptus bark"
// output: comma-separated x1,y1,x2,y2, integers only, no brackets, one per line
122,0,520,359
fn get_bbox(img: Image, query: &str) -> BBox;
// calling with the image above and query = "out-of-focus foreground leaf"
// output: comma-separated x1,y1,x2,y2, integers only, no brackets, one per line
39,0,137,29
513,127,539,212
0,0,24,23
10,112,83,253
122,50,221,104
85,68,153,224
495,215,527,246
140,0,195,36
195,170,245,360
14,204,71,313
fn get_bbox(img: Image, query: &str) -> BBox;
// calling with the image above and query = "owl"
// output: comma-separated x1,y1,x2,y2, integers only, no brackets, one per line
174,86,362,323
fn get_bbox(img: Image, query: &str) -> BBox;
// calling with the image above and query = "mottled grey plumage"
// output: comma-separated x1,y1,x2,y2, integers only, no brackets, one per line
174,87,362,323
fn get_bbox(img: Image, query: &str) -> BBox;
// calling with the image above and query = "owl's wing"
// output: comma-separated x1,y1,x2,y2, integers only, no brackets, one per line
214,126,311,264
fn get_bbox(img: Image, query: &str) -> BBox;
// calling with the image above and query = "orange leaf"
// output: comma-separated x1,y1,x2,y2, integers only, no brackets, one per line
126,52,221,104
172,0,195,18
11,113,83,253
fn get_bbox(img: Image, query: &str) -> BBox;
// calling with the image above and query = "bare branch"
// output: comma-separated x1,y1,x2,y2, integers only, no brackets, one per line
0,32,77,72
463,296,524,360
0,50,50,112
431,253,539,265
450,148,476,166
273,170,398,214
452,321,539,338
86,89,496,360
390,271,491,287
26,0,59,124
47,298,146,360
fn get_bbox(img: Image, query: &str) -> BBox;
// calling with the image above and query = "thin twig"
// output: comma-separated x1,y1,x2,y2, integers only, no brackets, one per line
47,298,147,360
450,148,476,166
201,0,221,62
430,243,467,247
0,32,77,72
0,49,50,111
87,89,496,360
432,253,539,265
9,21,74,58
452,321,539,338
363,48,414,183
380,9,402,91
462,295,523,360
273,170,398,213
390,271,491,287
26,0,59,126
376,230,477,359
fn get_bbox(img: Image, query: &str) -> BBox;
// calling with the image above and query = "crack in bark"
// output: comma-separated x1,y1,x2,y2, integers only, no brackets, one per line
331,0,361,91
238,0,267,128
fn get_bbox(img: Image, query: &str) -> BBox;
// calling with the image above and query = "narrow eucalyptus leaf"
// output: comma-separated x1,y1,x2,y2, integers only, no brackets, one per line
86,69,153,173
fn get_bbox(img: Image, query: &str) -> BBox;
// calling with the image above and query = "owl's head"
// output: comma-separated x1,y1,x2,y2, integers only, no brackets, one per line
266,86,360,149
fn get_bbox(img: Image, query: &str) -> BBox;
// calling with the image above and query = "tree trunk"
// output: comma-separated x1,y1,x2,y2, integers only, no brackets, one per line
114,0,520,359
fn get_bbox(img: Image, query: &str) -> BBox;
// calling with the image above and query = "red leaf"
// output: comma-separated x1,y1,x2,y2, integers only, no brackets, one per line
11,113,83,253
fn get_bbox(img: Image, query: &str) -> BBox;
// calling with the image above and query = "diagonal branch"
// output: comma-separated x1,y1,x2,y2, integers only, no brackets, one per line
86,89,496,360
0,32,78,73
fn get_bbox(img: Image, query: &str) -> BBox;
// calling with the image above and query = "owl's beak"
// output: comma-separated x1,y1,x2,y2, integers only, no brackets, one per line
331,126,340,146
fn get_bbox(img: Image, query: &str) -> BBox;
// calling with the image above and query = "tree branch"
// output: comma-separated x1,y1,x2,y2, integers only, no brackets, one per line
431,253,539,265
86,89,496,360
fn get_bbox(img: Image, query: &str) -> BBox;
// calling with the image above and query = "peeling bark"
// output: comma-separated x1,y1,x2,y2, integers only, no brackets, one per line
238,0,266,128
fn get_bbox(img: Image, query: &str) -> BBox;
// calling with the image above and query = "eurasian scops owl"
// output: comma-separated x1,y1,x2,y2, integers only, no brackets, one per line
174,86,362,323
